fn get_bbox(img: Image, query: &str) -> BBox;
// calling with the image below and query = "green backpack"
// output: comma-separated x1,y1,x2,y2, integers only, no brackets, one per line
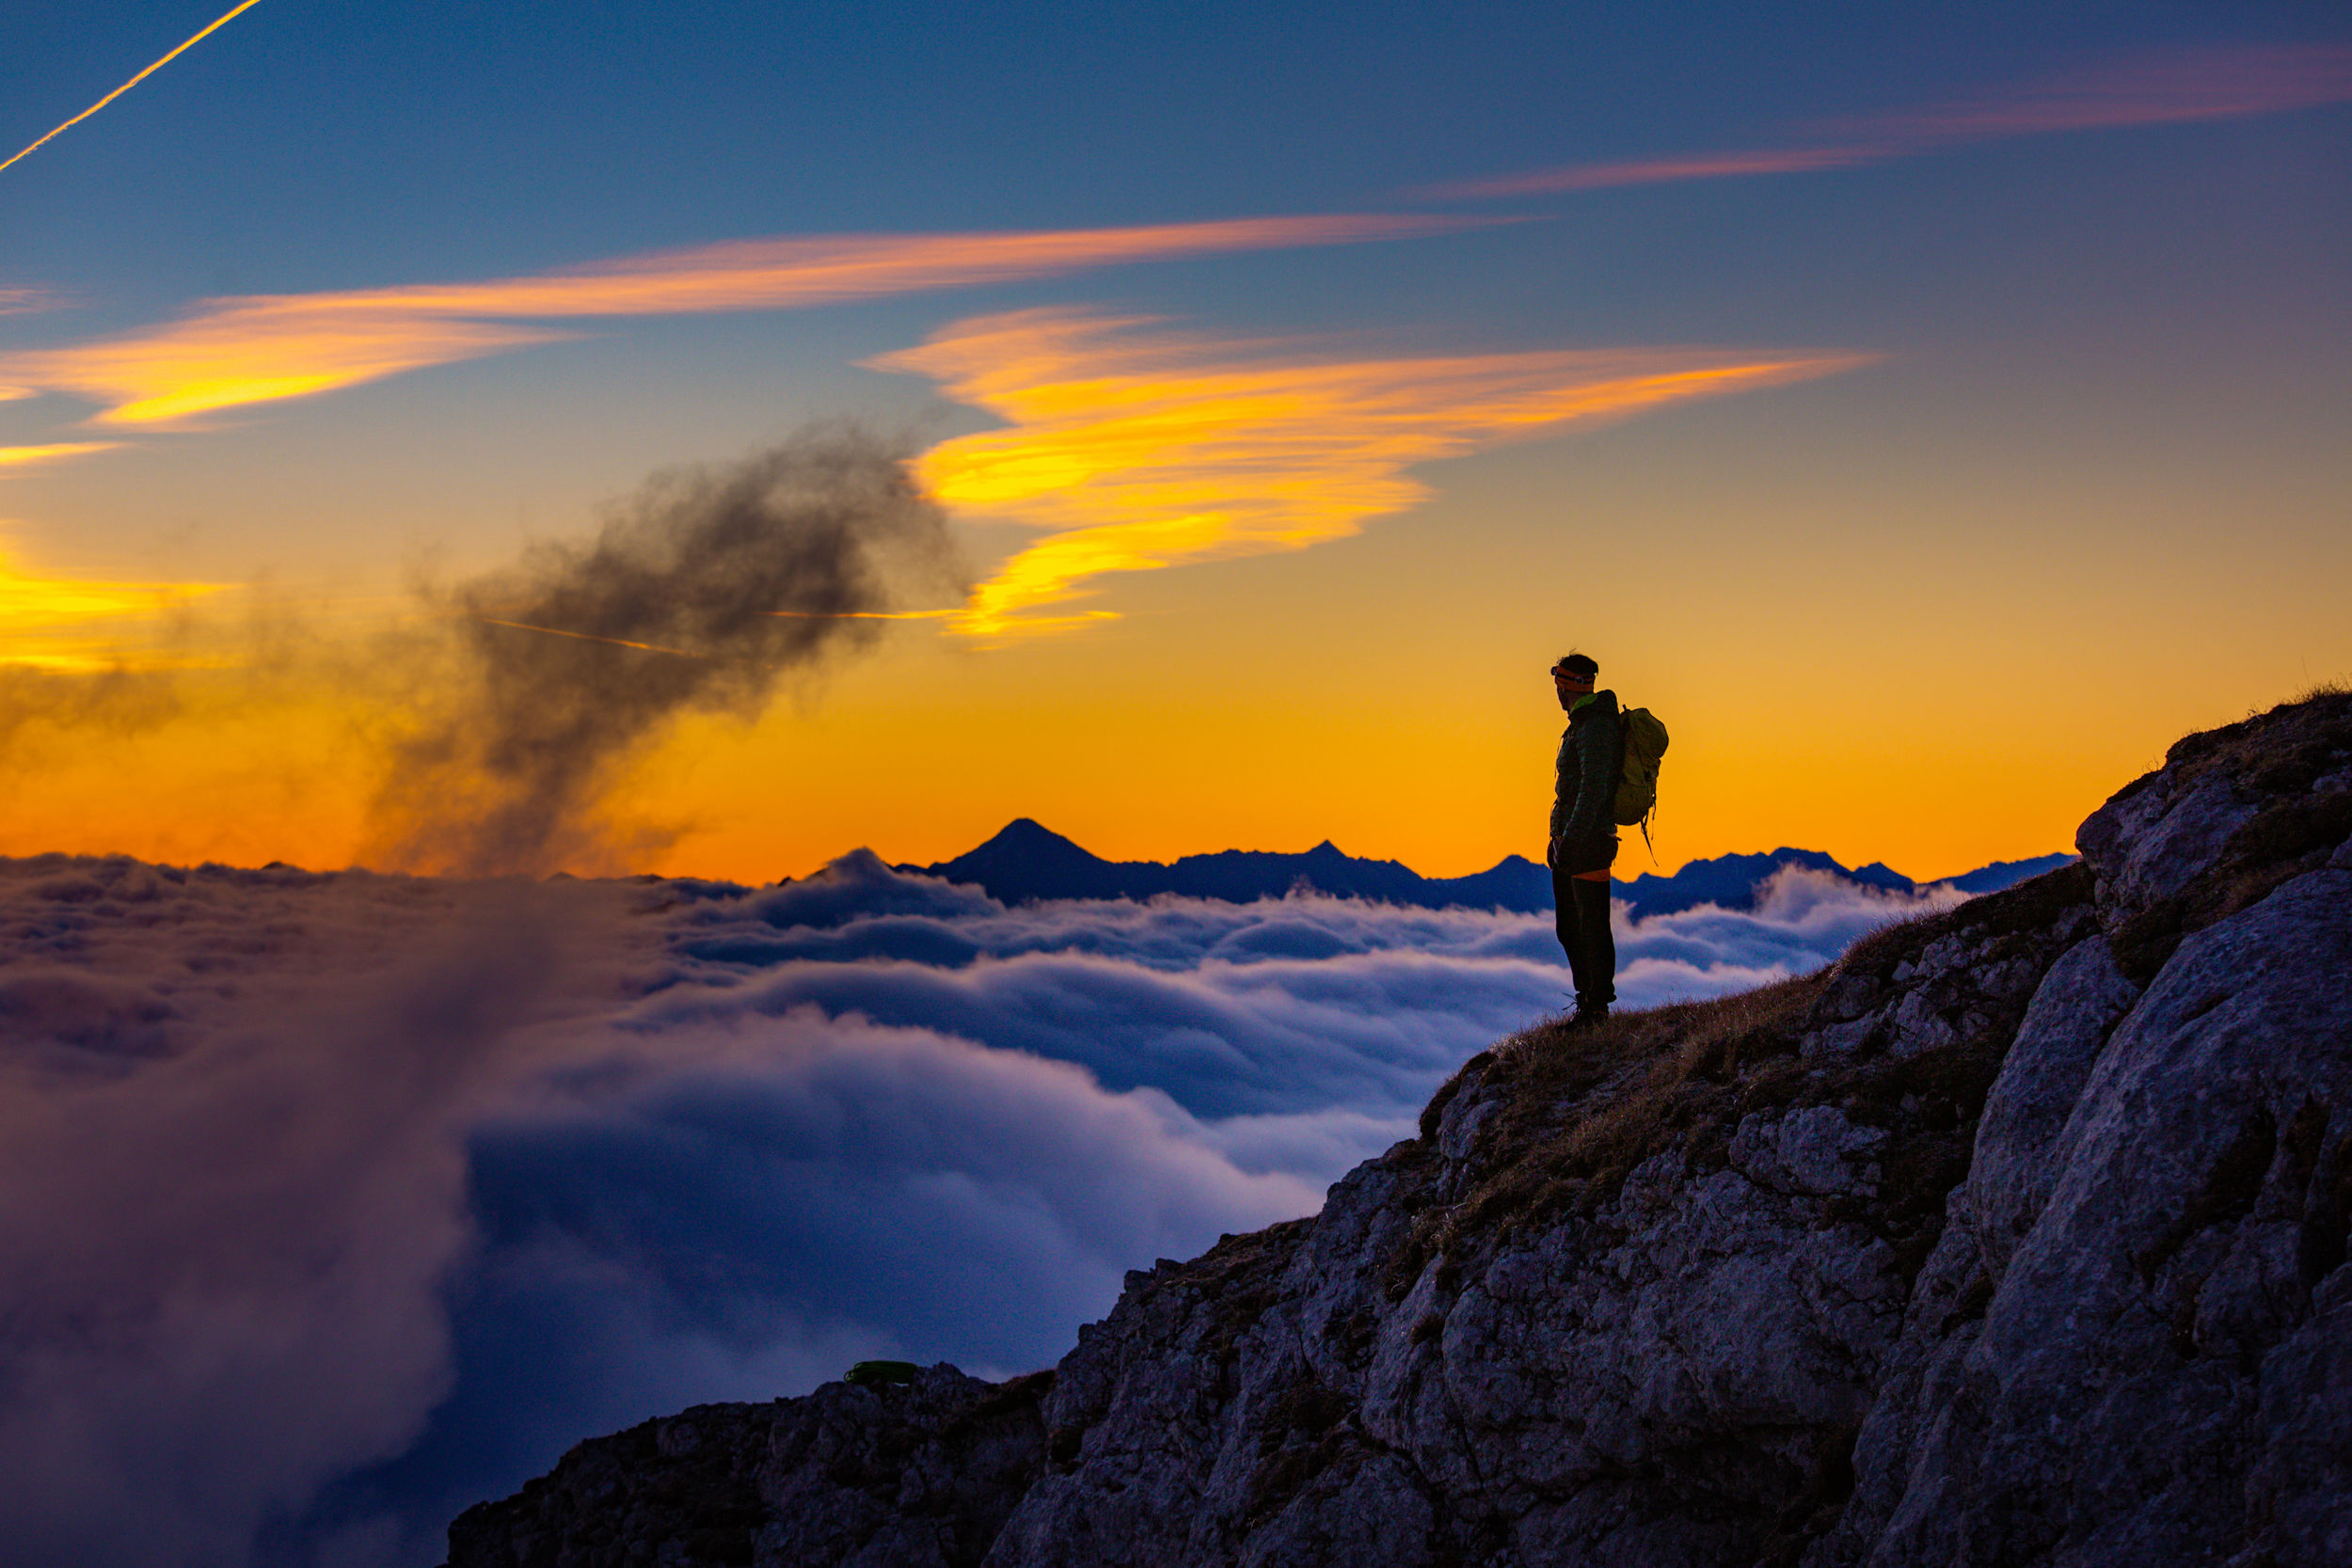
1612,705,1671,848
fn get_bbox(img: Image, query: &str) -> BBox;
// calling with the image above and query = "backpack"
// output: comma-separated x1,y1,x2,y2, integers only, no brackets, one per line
1612,705,1670,848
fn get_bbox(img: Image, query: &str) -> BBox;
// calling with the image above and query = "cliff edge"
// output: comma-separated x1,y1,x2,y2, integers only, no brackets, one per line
446,690,2352,1568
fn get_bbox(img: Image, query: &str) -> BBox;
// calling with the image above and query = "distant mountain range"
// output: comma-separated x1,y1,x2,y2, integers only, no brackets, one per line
898,819,2074,919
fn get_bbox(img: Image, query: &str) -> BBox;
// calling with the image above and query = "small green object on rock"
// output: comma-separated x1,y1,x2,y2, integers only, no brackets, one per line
844,1359,921,1387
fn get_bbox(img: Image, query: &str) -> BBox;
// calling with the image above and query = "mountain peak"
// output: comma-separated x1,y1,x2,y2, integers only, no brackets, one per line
980,817,1083,852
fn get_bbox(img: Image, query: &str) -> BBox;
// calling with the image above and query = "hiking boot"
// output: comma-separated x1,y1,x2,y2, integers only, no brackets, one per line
1567,1004,1610,1031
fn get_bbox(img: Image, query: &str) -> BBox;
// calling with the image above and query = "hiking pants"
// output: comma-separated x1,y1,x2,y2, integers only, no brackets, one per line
1551,862,1616,1008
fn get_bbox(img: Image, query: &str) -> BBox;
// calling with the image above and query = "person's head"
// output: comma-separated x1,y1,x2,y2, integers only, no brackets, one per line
1551,652,1597,711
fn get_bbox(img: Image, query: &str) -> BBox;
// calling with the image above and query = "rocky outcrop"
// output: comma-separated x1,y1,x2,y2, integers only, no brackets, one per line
445,692,2352,1567
444,1369,1050,1567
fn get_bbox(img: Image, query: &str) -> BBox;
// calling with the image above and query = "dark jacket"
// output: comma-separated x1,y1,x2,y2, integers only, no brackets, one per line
1550,689,1622,873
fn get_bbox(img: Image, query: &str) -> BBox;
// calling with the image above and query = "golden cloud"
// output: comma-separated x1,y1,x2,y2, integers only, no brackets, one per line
0,442,123,467
0,214,1489,429
0,551,224,670
876,310,1872,638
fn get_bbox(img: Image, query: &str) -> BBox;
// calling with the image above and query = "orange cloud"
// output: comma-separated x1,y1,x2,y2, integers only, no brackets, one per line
876,310,1871,638
0,551,223,670
1426,147,1887,201
0,214,1490,429
0,442,125,467
1422,43,2352,200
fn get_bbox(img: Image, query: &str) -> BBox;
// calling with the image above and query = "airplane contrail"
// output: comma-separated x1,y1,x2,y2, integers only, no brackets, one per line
472,618,712,660
1,1,263,176
765,609,960,620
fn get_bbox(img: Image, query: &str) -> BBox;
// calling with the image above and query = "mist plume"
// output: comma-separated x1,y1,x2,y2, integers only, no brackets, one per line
371,427,961,877
0,666,179,764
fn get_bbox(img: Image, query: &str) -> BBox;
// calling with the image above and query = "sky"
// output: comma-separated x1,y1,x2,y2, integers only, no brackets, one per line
1,2,2347,881
0,847,1962,1566
4,10,2344,1560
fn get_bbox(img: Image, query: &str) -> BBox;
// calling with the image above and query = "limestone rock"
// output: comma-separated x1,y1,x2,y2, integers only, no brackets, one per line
1963,934,2143,1281
444,691,2352,1568
1820,866,2352,1568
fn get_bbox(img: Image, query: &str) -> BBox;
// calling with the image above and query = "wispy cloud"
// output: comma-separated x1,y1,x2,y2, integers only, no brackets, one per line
0,214,1489,429
0,2,265,176
0,550,221,670
0,443,120,468
0,290,60,317
874,309,1869,637
1420,43,2352,200
1827,40,2352,142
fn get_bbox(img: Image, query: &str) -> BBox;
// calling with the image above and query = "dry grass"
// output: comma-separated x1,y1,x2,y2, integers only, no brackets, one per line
2140,686,2352,800
1384,858,2110,1301
1388,971,1833,1296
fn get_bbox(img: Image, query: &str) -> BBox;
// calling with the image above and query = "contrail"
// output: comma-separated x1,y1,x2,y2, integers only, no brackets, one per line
765,609,959,620
0,1,262,176
472,618,712,660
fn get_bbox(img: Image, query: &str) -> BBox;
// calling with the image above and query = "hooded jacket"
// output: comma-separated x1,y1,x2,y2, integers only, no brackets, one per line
1550,689,1622,871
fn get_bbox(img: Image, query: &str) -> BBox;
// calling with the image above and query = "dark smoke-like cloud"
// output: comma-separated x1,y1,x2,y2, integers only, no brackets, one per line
370,427,963,876
0,665,180,765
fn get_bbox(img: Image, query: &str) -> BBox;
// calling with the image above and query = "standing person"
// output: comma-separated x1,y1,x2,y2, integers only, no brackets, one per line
1549,652,1621,1026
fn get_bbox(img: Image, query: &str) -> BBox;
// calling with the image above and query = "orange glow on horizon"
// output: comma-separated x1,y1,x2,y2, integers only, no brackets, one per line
877,310,1871,638
0,552,224,670
0,214,1494,430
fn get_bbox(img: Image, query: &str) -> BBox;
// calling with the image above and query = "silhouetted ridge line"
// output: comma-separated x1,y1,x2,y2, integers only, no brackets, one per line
896,823,2073,914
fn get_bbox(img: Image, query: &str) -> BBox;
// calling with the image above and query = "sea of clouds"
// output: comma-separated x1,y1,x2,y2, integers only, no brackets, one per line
0,848,1966,1567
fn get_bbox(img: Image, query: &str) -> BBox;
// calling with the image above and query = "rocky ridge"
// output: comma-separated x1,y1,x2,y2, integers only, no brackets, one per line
445,691,2352,1567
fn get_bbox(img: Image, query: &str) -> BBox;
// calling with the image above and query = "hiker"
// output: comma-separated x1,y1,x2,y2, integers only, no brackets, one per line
1549,652,1619,1026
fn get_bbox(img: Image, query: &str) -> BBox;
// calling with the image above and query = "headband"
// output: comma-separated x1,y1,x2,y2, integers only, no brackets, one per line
1550,661,1595,692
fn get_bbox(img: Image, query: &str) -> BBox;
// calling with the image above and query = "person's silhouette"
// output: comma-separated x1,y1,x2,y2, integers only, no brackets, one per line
1548,653,1620,1026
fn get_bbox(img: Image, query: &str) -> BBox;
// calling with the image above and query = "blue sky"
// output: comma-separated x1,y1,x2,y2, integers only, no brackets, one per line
0,0,2345,879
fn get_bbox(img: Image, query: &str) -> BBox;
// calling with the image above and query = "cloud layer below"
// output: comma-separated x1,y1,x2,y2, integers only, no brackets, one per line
0,849,1963,1566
